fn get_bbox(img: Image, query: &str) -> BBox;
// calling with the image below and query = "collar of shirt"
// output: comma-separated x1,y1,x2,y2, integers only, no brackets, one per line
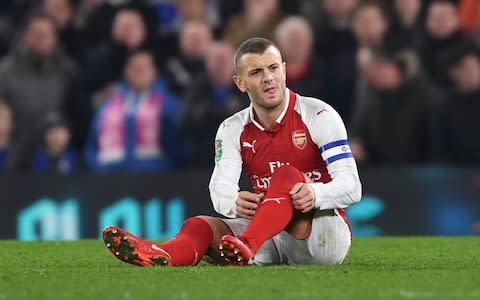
249,88,290,131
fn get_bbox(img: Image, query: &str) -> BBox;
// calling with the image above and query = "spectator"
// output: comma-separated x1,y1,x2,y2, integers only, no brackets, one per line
0,13,78,171
83,7,157,100
154,0,220,61
222,0,285,48
122,0,159,40
420,0,468,89
275,16,324,99
84,50,185,172
437,42,480,164
72,0,116,56
313,0,358,61
388,0,424,50
43,0,82,62
352,0,390,52
32,112,77,174
163,20,213,96
181,41,248,167
0,100,13,172
348,0,392,127
313,0,358,124
350,50,439,165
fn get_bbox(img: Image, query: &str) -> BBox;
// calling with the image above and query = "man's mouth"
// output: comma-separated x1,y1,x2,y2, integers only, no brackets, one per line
264,86,277,94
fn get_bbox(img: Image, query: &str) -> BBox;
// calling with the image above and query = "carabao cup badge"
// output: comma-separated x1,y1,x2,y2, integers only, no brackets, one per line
215,139,223,162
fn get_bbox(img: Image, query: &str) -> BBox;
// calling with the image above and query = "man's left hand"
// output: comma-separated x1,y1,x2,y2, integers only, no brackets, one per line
289,183,315,213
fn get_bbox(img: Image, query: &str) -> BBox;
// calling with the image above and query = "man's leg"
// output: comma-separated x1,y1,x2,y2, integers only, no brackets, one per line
103,216,233,267
220,165,308,264
277,210,351,265
160,216,236,265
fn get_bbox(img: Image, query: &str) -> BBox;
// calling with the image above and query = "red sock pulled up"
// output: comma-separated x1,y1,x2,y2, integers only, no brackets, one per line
159,217,213,265
240,165,305,253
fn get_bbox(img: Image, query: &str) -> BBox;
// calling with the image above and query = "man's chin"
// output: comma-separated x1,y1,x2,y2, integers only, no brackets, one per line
261,97,283,109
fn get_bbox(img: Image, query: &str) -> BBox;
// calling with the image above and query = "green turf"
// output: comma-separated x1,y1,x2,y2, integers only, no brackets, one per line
0,237,479,300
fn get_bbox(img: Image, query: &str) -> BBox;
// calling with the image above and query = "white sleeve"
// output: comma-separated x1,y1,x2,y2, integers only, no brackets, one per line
208,118,243,218
306,105,362,210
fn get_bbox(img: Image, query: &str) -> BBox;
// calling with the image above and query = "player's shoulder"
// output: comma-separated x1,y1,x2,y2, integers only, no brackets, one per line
294,93,348,142
216,106,251,135
294,94,339,121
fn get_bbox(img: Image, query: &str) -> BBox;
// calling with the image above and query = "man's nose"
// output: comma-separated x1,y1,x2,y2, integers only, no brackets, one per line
263,71,274,82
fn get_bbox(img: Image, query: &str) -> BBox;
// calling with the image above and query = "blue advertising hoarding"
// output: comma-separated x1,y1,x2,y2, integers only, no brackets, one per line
1,167,479,240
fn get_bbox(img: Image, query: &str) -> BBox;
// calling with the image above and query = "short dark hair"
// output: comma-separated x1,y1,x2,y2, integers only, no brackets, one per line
234,38,279,74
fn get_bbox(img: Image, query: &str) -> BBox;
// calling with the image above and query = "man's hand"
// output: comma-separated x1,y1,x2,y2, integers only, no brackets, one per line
289,183,315,213
236,191,264,219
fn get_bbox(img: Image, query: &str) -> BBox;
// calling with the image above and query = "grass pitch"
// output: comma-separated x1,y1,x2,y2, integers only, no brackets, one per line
0,237,479,300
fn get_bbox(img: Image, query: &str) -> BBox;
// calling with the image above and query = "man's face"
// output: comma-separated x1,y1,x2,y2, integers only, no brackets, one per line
426,3,458,39
24,18,57,57
180,21,212,58
277,22,312,65
451,54,480,92
367,59,403,91
112,10,146,49
206,43,234,85
45,125,70,156
234,46,286,111
124,52,157,91
352,5,388,47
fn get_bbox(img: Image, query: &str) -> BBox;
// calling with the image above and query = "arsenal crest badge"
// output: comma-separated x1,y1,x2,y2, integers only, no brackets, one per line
292,130,307,150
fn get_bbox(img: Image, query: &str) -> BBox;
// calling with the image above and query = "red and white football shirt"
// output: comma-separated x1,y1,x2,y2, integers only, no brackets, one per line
209,89,361,219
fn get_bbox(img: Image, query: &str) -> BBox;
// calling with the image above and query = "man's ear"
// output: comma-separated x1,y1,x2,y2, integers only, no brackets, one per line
233,75,247,92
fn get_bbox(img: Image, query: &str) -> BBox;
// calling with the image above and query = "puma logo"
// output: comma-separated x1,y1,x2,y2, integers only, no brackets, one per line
242,140,257,153
151,244,164,251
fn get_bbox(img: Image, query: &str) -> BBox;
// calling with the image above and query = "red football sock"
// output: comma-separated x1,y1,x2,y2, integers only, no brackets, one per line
159,217,213,266
240,165,305,253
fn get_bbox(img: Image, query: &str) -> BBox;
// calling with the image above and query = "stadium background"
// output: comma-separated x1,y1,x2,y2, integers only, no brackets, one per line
0,0,479,241
2,167,480,240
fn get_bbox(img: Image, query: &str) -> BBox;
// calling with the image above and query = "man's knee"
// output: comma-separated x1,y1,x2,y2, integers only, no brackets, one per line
190,216,233,238
271,165,303,181
269,165,306,192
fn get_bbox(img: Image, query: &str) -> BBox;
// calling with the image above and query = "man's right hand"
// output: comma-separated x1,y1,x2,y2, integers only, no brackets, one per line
236,191,264,219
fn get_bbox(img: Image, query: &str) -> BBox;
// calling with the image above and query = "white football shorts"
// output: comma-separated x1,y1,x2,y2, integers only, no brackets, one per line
222,209,351,265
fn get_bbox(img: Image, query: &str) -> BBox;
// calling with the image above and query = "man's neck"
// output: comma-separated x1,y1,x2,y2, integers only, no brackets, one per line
253,90,288,130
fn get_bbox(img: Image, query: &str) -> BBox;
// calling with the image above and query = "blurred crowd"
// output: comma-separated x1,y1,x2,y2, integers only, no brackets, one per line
0,0,479,174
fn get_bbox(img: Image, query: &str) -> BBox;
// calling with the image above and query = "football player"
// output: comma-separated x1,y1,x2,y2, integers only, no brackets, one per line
103,37,361,266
